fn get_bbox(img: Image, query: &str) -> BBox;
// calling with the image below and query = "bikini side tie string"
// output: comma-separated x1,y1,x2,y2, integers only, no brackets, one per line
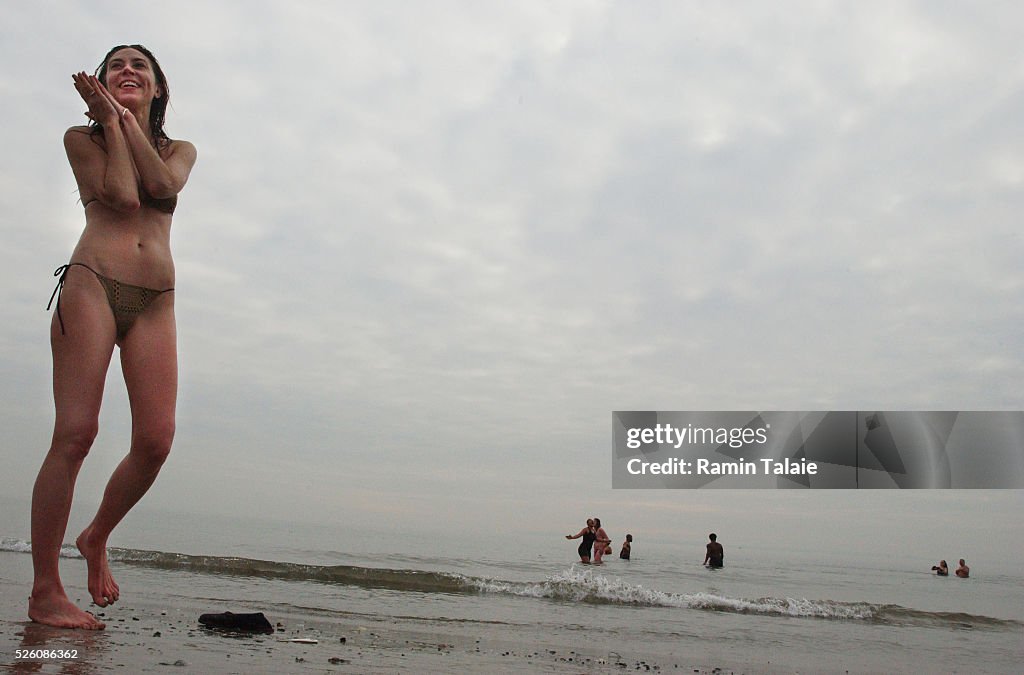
47,264,71,335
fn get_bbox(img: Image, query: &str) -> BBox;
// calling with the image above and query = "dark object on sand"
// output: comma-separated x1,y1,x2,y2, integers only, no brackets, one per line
198,611,274,634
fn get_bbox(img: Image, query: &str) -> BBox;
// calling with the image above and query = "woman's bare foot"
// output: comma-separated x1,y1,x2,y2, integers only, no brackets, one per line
28,592,105,630
76,528,119,607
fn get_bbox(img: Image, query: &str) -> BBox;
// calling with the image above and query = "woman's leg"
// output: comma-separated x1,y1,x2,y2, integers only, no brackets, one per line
29,271,115,629
76,293,176,608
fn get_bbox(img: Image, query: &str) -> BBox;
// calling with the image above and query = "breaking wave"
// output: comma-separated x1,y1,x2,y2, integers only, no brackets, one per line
1,539,1015,630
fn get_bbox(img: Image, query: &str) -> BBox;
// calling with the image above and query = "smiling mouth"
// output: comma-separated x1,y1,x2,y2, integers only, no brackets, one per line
119,81,141,89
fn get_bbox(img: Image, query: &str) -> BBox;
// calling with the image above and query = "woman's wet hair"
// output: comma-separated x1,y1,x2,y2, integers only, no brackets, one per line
90,44,171,148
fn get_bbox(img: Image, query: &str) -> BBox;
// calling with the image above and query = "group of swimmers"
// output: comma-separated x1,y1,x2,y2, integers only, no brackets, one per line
565,518,632,564
566,522,726,568
568,524,970,578
932,558,970,578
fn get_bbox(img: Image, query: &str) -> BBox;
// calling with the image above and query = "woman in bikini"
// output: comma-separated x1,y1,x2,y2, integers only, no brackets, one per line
591,517,611,564
29,45,196,630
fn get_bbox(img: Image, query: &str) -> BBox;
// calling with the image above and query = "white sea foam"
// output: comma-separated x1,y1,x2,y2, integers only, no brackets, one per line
0,537,83,558
0,538,31,554
468,566,876,620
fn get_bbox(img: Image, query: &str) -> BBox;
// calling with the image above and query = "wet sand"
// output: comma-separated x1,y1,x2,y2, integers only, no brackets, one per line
1,552,759,674
4,600,743,674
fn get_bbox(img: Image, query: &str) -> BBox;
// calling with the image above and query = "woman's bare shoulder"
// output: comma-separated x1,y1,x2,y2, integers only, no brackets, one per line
64,126,102,151
165,138,197,158
64,125,93,138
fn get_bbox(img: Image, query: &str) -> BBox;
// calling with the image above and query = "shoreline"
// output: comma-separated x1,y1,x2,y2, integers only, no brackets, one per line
2,553,762,674
5,600,760,674
4,546,1019,674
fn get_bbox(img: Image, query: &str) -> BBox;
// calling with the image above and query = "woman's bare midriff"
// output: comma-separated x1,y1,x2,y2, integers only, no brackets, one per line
70,203,175,288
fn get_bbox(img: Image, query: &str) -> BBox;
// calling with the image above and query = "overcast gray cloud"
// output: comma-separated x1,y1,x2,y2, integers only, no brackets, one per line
2,2,1021,551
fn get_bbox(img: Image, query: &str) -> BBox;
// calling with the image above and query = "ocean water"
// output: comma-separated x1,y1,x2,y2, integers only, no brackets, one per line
2,503,1021,673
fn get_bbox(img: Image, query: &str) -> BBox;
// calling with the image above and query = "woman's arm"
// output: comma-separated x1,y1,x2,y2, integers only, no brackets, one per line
122,115,196,198
67,73,139,212
87,74,196,198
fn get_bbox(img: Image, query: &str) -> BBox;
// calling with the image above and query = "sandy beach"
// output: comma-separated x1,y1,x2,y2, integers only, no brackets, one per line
2,552,752,674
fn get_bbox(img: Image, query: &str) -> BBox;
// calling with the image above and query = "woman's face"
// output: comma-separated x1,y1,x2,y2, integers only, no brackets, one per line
586,519,595,528
104,47,159,106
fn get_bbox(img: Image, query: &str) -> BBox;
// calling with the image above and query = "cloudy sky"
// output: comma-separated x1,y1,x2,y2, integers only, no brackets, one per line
2,2,1021,560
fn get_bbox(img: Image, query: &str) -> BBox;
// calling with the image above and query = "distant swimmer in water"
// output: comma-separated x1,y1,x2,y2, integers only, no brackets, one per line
619,534,632,560
955,559,969,578
932,560,949,576
566,518,596,564
703,533,724,568
592,517,611,564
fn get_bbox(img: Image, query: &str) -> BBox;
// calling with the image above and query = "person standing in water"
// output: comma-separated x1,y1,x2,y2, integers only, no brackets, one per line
29,44,196,630
703,533,724,568
619,534,632,560
591,518,611,564
566,519,596,564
